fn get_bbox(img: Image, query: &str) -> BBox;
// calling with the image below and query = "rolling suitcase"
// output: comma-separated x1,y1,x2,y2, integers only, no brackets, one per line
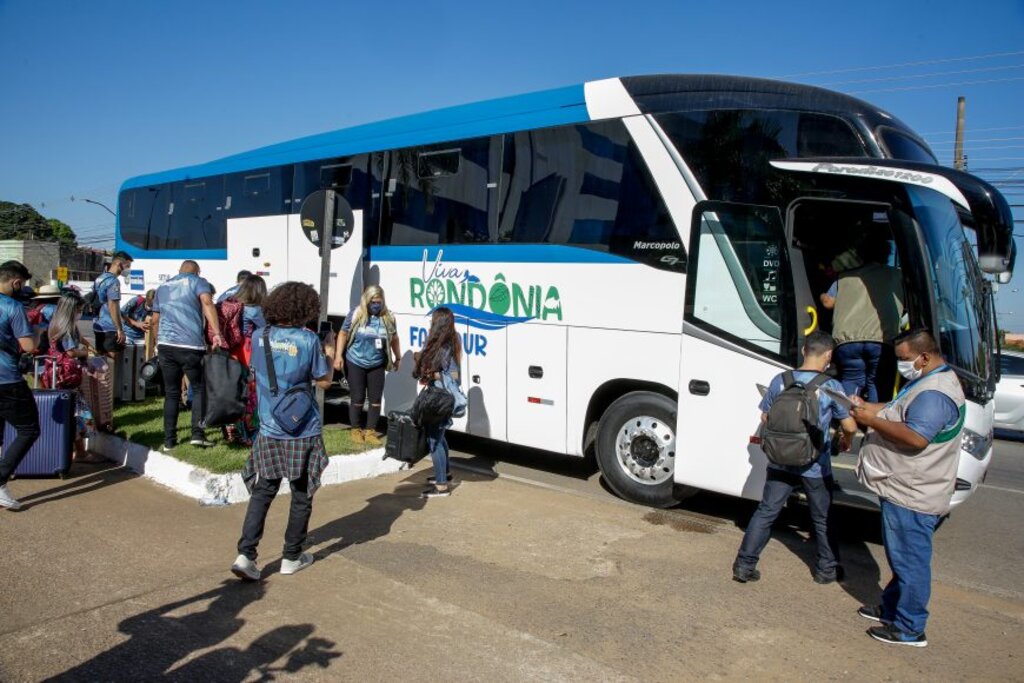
117,344,145,402
82,357,114,432
383,411,428,464
10,359,74,478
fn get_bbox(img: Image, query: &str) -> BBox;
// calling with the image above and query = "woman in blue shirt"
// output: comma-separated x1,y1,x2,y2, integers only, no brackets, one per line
232,282,335,581
413,306,462,498
334,285,401,446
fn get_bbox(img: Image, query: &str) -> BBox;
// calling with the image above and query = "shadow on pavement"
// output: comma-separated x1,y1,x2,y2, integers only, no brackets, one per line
307,474,428,560
47,580,341,682
16,464,137,509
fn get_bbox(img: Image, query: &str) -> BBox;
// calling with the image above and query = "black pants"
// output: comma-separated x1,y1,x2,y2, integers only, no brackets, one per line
158,345,205,446
347,361,385,431
237,471,312,562
0,381,41,485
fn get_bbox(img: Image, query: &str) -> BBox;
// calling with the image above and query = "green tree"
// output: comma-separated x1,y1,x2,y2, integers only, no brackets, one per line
0,201,77,244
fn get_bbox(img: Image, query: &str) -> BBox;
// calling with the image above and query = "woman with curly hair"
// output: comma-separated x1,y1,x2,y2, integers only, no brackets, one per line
413,306,461,498
334,284,400,446
232,282,335,581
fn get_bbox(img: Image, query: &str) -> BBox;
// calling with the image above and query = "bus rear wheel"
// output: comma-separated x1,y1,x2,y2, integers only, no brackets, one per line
596,392,683,508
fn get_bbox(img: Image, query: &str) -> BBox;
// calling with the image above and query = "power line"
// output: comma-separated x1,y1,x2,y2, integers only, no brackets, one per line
822,63,1024,87
917,124,1024,136
775,49,1024,79
849,75,1024,95
927,135,1024,146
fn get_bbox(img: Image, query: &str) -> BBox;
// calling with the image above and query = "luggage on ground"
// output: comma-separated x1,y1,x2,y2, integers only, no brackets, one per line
11,359,74,478
762,371,829,467
116,344,145,402
81,357,113,432
201,347,247,427
383,411,428,463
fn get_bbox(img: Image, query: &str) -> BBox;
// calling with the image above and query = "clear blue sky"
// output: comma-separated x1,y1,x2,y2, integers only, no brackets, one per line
2,0,1022,323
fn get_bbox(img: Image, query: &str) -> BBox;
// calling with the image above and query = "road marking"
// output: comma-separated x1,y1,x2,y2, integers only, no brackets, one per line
979,483,1024,495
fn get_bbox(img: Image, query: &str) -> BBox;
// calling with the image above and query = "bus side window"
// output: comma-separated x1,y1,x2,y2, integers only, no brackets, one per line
380,137,491,246
685,201,796,362
498,121,682,270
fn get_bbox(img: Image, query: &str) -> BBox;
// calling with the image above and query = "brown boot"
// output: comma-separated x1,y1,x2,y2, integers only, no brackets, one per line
361,429,383,447
350,427,365,444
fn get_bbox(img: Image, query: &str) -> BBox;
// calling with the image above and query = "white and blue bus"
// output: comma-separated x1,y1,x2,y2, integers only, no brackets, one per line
117,75,1014,508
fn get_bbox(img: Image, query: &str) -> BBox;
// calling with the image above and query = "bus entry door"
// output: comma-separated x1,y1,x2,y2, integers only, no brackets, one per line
673,202,796,500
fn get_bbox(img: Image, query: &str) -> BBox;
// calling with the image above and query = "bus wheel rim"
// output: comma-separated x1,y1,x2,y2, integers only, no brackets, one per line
615,415,675,485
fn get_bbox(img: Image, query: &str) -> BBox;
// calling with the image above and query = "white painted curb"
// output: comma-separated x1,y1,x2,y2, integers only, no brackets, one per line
90,433,407,506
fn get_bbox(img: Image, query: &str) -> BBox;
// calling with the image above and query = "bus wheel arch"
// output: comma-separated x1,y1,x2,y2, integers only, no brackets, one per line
588,384,696,508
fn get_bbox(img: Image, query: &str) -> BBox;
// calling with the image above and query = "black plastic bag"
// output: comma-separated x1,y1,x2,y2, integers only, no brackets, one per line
201,348,247,427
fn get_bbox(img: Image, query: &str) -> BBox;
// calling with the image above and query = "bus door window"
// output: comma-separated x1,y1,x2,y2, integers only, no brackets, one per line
685,201,796,362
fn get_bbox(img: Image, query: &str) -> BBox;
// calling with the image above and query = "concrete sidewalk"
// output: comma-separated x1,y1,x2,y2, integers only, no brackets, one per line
1,464,1021,681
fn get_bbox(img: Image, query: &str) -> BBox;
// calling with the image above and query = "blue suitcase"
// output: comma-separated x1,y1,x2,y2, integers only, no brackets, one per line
8,359,75,478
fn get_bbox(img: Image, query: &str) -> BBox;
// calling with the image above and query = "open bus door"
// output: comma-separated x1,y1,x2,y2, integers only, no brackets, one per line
672,159,1014,504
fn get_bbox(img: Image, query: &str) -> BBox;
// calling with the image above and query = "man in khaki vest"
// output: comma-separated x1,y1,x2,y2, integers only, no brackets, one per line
821,237,904,402
849,329,965,648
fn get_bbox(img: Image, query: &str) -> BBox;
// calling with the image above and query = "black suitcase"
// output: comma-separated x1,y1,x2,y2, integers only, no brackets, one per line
384,411,428,464
10,359,74,478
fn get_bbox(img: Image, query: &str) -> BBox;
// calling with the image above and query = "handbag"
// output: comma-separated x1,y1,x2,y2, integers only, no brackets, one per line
200,347,247,427
262,327,315,435
412,382,455,427
439,370,467,418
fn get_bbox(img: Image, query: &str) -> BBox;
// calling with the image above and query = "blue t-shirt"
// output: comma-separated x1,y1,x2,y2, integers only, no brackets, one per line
252,327,330,439
892,369,963,442
93,272,122,332
32,302,57,332
0,293,32,385
243,305,265,337
153,273,213,350
217,284,240,304
120,296,149,343
759,370,850,478
342,310,389,369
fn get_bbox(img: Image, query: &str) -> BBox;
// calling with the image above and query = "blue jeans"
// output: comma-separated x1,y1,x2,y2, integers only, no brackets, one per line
735,468,837,575
425,423,449,485
879,498,939,636
834,341,887,402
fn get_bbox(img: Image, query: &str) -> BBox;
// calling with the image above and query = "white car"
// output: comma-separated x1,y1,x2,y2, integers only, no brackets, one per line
994,350,1024,435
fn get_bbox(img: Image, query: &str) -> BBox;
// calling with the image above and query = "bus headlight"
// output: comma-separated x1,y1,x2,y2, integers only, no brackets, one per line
960,428,992,460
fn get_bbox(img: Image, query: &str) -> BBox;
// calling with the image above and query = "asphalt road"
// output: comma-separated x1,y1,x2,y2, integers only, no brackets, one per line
438,429,1024,604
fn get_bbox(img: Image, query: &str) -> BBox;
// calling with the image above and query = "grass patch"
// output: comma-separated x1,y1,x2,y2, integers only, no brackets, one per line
113,398,377,474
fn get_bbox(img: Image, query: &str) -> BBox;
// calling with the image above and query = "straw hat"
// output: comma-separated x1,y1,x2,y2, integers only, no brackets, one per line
33,284,62,300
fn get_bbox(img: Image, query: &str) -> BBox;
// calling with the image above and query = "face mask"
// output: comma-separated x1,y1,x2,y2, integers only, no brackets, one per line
369,303,383,316
897,355,923,381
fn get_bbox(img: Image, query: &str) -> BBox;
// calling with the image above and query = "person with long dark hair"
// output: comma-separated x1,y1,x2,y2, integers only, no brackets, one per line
231,282,335,581
413,306,461,498
226,274,268,445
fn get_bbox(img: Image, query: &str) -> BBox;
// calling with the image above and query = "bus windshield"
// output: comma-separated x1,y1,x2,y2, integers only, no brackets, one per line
908,186,991,390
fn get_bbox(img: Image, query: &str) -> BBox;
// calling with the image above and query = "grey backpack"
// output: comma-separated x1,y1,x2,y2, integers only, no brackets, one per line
762,371,829,467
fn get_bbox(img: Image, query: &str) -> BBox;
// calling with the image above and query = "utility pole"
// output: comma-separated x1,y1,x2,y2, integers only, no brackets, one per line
953,96,966,170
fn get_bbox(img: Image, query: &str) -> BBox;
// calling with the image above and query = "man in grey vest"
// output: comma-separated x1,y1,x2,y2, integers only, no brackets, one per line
850,329,965,648
821,237,904,402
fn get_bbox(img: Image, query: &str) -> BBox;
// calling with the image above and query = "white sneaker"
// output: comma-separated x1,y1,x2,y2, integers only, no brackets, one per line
230,554,261,581
0,484,22,511
190,439,215,448
280,552,314,575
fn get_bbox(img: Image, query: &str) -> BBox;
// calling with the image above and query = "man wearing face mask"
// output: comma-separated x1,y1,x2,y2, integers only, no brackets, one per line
849,328,965,648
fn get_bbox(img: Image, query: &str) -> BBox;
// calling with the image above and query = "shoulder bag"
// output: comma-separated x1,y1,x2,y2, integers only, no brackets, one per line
263,327,315,435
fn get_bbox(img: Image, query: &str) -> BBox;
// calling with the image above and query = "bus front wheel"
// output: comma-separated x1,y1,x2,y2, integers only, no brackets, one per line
596,392,683,508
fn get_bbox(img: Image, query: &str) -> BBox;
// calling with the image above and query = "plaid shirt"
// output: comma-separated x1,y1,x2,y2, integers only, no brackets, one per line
242,433,329,495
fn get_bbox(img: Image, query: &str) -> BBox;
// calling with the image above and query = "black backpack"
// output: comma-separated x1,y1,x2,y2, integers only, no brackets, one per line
83,273,114,317
762,371,829,467
411,383,455,427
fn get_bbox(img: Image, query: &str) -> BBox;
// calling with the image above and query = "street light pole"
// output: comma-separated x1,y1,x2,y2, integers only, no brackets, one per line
73,196,116,217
